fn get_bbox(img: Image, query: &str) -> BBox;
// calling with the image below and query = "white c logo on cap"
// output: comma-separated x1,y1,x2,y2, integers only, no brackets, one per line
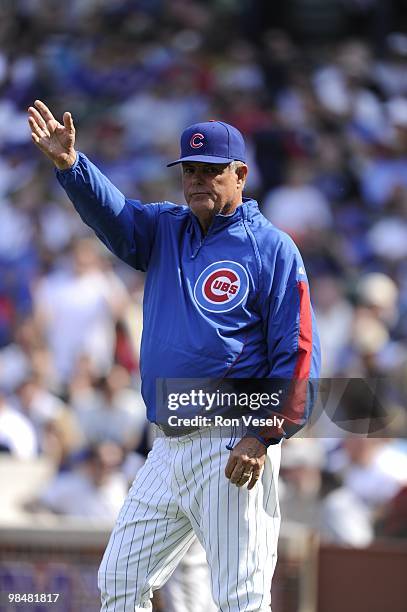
190,133,204,148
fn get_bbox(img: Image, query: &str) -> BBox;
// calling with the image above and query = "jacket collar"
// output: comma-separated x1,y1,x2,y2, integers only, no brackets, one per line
189,197,259,235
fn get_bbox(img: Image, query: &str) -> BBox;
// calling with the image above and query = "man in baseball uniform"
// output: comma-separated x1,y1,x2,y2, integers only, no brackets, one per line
28,100,321,612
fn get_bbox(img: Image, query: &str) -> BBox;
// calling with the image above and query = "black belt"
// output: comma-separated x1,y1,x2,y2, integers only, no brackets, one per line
156,423,201,437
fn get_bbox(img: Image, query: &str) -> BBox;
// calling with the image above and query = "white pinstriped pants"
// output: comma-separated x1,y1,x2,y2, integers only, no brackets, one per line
98,427,281,612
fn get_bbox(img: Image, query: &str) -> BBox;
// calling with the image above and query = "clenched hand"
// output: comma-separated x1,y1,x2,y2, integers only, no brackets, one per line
27,99,77,170
225,436,267,490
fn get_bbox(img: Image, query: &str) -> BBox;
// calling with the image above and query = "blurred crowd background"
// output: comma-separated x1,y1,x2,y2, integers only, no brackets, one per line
1,0,407,594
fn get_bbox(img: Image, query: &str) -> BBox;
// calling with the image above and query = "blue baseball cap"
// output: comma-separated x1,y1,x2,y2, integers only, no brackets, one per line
167,120,246,167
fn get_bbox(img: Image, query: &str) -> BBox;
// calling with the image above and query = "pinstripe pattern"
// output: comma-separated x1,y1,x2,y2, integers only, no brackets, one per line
244,487,250,609
216,435,221,606
98,431,281,612
102,450,160,610
235,486,242,612
226,475,231,612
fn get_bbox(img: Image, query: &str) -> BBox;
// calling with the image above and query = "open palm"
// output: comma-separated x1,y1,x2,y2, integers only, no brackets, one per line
28,100,77,170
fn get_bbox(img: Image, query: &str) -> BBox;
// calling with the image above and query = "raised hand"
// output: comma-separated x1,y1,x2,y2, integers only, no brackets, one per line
28,100,77,170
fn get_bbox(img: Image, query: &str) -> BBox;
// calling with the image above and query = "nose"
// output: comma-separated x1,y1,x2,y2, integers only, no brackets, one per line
192,170,205,184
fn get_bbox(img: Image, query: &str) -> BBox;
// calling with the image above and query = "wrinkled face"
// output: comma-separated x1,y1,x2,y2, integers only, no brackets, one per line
182,162,243,218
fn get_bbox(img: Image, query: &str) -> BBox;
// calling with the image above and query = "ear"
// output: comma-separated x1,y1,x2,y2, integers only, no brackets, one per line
236,164,248,188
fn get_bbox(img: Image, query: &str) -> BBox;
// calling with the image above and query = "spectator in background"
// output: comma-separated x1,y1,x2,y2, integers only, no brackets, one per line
318,469,374,547
74,365,146,451
0,392,37,459
33,238,129,388
262,160,333,247
330,438,407,510
360,98,407,210
373,32,407,98
312,275,354,376
32,442,128,522
16,374,84,469
357,273,399,329
0,316,42,393
279,438,325,528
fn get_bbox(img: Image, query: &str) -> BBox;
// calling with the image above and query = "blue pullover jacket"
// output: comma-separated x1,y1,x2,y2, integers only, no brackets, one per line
57,153,321,445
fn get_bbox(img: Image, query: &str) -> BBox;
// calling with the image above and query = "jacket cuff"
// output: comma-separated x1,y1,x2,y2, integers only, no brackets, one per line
244,432,283,448
54,152,79,176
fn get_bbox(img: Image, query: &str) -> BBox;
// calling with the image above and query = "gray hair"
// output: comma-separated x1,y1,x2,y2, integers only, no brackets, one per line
229,160,246,171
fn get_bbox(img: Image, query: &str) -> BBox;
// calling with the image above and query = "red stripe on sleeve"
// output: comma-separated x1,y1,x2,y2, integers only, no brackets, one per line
278,280,313,427
294,280,313,380
257,280,314,441
283,281,312,423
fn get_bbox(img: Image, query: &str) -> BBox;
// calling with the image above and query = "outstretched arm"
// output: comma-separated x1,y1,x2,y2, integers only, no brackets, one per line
28,100,77,170
27,100,160,271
